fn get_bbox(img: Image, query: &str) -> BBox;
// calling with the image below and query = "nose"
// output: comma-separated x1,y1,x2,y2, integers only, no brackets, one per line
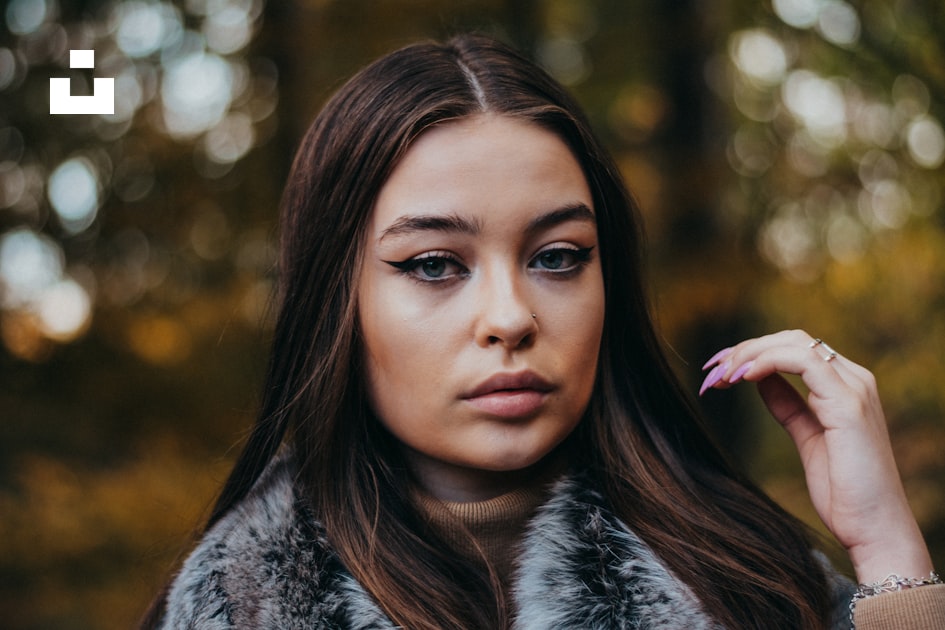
473,269,538,350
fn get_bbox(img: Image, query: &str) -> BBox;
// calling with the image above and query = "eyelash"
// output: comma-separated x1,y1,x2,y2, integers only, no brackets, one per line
384,246,594,284
529,246,593,276
384,251,467,283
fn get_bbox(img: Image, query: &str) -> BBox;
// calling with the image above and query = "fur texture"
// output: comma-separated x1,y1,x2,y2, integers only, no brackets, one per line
512,477,720,628
160,455,852,629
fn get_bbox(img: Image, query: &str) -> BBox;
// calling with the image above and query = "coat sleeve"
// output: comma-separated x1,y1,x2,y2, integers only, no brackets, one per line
851,584,945,630
820,550,945,630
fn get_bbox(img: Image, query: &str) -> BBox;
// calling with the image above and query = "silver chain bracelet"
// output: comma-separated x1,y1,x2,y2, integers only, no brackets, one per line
848,571,942,629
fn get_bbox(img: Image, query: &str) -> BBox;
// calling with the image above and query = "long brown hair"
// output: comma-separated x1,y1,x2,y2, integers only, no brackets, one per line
144,34,830,629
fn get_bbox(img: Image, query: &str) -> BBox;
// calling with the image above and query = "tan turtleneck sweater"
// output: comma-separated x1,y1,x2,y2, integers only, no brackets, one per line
412,483,548,589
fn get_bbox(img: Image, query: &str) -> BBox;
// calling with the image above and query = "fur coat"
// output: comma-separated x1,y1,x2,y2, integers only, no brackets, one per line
160,455,854,629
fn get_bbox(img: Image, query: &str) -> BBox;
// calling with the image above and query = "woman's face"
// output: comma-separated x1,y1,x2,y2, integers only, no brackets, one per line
358,114,605,501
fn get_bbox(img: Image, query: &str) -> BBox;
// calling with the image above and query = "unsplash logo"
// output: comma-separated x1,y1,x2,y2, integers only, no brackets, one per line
50,50,114,115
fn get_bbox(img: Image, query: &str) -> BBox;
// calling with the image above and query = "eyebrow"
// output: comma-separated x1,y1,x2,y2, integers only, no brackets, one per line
524,203,596,238
379,213,481,241
378,203,595,242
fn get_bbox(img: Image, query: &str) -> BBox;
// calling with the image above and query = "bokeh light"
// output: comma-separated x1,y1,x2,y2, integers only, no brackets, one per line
0,47,18,89
161,51,235,138
773,0,822,28
47,157,101,234
114,1,183,58
816,0,859,46
204,111,255,163
34,276,93,341
0,0,276,356
826,212,866,263
5,0,50,36
729,29,788,87
0,228,63,309
0,161,26,208
781,70,847,147
860,179,913,230
205,4,255,54
851,100,896,148
0,225,92,346
759,201,821,281
905,115,945,169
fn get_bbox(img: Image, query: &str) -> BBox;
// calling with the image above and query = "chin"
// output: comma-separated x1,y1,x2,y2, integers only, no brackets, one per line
465,441,560,473
475,456,542,473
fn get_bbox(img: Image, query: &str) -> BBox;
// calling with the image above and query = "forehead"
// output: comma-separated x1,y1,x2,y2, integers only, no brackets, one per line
369,114,593,232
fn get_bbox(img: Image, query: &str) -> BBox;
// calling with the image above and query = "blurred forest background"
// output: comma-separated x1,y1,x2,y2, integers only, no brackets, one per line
0,0,943,628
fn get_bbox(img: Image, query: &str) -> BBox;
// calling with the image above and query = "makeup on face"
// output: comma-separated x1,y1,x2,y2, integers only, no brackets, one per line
357,114,605,501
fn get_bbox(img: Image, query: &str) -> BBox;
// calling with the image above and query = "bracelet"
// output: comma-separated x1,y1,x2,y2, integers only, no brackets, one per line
848,571,942,629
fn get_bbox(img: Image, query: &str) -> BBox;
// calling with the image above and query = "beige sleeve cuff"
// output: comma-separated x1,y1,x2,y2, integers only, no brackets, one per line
853,583,945,630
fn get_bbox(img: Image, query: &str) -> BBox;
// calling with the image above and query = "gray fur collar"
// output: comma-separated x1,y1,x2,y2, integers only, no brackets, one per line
160,455,722,629
513,477,721,628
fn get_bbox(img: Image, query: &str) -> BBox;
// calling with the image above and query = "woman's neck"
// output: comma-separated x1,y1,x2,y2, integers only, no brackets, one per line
404,444,569,502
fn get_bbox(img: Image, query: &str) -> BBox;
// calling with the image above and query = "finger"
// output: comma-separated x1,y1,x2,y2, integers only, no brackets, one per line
703,330,872,395
701,330,809,371
734,346,886,437
755,373,823,448
711,343,847,397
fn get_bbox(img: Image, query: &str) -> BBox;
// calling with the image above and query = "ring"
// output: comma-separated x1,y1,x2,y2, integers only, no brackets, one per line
809,338,838,362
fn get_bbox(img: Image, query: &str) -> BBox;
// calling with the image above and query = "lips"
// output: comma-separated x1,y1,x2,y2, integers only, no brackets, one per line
461,371,554,418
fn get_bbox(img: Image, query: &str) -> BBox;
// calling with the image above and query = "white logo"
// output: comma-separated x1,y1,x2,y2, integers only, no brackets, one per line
49,50,114,115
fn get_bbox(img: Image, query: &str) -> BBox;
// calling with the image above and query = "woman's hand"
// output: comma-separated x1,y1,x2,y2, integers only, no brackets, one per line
701,330,933,584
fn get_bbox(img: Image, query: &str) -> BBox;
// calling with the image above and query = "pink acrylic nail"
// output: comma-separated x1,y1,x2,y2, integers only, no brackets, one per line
727,361,753,384
699,362,728,395
701,347,732,371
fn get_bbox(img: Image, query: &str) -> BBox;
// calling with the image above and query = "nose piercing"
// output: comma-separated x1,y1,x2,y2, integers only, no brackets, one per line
531,313,537,319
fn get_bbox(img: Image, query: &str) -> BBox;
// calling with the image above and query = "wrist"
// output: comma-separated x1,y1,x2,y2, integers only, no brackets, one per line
851,548,933,585
847,518,933,584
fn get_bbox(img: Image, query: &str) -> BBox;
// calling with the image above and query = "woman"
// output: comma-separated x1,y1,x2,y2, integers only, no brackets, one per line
145,34,942,629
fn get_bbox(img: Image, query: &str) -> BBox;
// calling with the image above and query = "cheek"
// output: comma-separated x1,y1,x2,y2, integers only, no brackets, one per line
574,319,605,401
558,273,605,402
359,280,457,421
548,271,605,353
363,290,445,370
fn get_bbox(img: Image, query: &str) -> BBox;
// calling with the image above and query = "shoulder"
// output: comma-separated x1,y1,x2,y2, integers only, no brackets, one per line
159,452,385,629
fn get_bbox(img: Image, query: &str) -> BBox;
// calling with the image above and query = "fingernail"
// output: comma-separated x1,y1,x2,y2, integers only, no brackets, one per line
727,361,753,384
699,362,729,395
701,347,732,371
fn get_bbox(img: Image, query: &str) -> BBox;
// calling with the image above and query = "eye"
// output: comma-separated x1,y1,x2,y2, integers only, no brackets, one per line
529,245,593,273
384,252,467,282
535,249,568,270
417,257,450,278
